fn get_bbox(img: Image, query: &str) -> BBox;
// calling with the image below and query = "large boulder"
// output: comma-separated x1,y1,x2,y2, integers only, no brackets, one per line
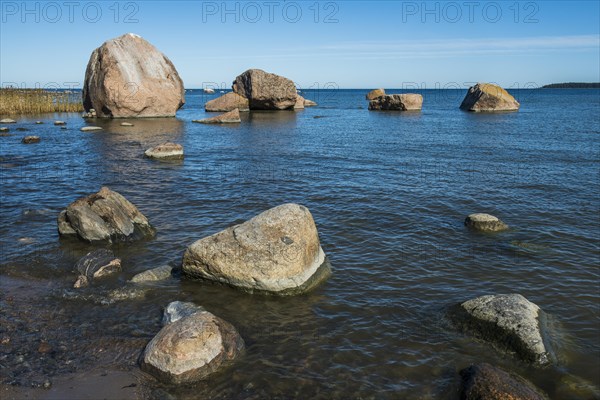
57,187,155,243
460,363,548,400
182,204,331,295
451,294,555,365
232,69,298,110
460,83,520,112
140,310,244,384
83,33,185,118
366,88,385,100
205,92,249,112
368,94,423,111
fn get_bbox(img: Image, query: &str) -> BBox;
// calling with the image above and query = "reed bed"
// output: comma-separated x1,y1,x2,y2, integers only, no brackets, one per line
0,89,84,114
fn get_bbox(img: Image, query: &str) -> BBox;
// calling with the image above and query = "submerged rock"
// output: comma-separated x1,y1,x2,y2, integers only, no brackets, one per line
83,33,185,118
368,94,423,111
465,213,508,232
140,311,244,384
144,143,184,159
182,203,331,295
57,186,155,243
232,69,298,110
0,127,9,132
460,363,548,400
54,121,66,126
193,109,241,124
73,249,121,288
130,265,173,283
80,126,103,132
205,92,249,112
162,301,205,325
35,121,44,124
451,294,555,365
120,122,134,127
366,88,385,100
21,136,40,144
460,83,520,112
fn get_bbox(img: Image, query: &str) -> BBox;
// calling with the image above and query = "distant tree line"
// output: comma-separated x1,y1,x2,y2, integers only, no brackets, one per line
542,82,600,89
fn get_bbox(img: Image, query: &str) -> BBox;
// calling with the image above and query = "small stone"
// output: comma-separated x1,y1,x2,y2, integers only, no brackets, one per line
38,341,52,354
80,126,103,132
54,121,66,126
120,122,134,126
35,121,44,124
465,213,508,232
0,118,16,124
43,380,52,389
144,143,184,160
0,127,9,132
22,136,40,144
1,337,10,344
130,265,173,283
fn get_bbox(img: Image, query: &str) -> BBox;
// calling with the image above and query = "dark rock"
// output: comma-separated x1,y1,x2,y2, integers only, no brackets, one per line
73,249,122,288
460,363,548,400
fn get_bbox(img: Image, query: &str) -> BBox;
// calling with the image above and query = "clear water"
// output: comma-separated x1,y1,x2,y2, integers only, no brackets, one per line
0,89,599,399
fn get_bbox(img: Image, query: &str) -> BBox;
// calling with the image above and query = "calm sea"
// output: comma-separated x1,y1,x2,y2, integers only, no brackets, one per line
0,89,599,398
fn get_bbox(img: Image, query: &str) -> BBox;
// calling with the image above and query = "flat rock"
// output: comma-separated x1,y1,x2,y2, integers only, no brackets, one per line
460,363,548,400
182,203,331,295
57,186,155,243
73,249,122,288
304,98,317,107
21,136,40,144
460,83,520,112
451,294,554,365
144,142,184,159
465,213,508,232
194,109,241,124
369,94,423,111
54,121,66,126
366,88,385,100
0,119,16,124
140,311,244,384
205,92,249,112
80,126,103,132
162,301,205,325
130,265,173,283
232,69,298,110
83,33,185,118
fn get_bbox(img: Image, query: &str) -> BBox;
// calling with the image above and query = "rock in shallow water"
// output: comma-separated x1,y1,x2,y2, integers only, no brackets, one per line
205,92,249,112
57,186,155,243
161,301,205,325
73,249,122,288
193,109,241,124
182,203,331,295
0,118,16,124
130,265,173,283
465,213,508,232
451,293,555,365
140,311,244,384
232,69,298,110
83,33,185,118
144,143,184,160
460,363,548,400
460,83,520,112
21,136,40,144
368,94,423,111
80,126,103,132
366,88,385,100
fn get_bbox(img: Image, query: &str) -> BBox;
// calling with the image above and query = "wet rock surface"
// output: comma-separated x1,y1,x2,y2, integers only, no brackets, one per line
73,249,122,288
460,363,549,400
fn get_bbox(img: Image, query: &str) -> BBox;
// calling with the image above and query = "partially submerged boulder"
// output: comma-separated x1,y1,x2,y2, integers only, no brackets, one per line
460,363,548,400
140,310,244,384
366,88,385,100
73,249,121,288
144,143,184,159
460,83,520,112
130,265,173,283
193,109,241,124
161,301,205,325
182,203,331,295
80,126,103,132
21,136,40,144
368,94,423,111
57,187,155,243
232,69,298,110
0,119,16,124
83,33,185,118
465,213,508,232
451,294,555,365
204,92,249,112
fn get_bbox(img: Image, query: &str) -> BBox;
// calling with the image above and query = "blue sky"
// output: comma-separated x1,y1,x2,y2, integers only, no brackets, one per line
1,1,599,88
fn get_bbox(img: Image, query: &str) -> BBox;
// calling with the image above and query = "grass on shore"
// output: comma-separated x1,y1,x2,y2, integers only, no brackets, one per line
0,89,84,114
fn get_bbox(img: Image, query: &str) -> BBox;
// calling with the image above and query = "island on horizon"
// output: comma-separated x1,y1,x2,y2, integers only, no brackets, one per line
542,82,600,89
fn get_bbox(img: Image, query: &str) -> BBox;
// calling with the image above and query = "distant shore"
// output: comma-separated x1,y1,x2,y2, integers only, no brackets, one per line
541,82,600,89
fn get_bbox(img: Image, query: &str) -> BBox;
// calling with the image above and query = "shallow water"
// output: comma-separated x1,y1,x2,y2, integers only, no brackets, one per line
1,89,599,399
